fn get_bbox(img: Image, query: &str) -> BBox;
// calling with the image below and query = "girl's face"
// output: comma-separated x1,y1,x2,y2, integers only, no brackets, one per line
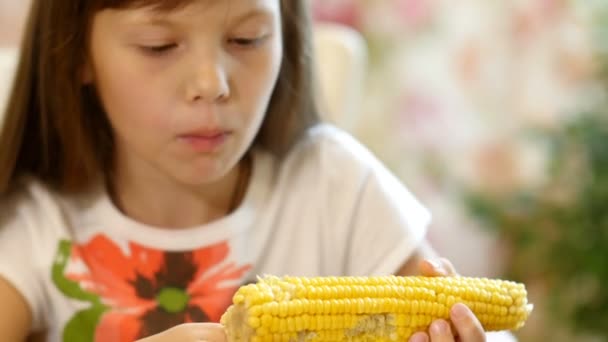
86,0,282,186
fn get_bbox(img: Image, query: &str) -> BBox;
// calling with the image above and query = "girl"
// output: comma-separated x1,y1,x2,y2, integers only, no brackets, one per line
0,0,498,341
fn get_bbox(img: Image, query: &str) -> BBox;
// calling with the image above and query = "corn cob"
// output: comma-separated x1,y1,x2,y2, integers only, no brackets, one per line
220,275,532,342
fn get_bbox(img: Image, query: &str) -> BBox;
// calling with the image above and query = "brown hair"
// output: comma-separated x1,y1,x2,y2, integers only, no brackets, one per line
0,0,320,195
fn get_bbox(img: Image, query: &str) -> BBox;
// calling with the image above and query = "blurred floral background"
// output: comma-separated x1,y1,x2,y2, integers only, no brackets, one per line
313,0,608,341
312,1,605,341
1,0,607,341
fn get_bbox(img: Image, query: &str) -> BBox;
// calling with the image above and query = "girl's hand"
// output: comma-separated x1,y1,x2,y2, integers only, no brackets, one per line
136,323,227,342
408,258,487,342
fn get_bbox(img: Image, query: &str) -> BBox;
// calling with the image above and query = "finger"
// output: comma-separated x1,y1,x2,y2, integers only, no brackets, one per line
179,323,227,341
419,259,447,277
440,258,458,276
450,304,486,342
197,323,227,341
429,319,455,342
438,258,458,276
419,258,458,277
409,332,429,342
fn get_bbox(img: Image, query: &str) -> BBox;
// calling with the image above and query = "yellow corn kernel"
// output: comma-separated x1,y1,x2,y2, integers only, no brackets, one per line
221,275,533,342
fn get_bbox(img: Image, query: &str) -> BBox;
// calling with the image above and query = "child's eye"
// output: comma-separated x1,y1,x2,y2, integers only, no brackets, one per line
228,35,269,49
139,43,178,55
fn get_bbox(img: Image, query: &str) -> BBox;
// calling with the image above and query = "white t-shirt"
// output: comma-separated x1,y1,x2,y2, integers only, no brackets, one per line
0,124,431,341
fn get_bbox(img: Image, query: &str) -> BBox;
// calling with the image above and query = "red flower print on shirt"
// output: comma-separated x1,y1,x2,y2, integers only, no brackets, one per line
61,235,251,341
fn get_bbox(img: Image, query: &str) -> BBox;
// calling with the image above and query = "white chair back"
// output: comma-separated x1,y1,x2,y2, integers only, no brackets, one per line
313,23,367,131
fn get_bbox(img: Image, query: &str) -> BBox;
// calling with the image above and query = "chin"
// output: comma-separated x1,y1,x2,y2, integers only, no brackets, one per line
174,163,234,186
164,148,243,185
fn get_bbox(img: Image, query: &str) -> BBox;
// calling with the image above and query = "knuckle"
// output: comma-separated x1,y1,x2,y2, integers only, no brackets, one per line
452,312,485,342
169,323,198,336
461,322,486,342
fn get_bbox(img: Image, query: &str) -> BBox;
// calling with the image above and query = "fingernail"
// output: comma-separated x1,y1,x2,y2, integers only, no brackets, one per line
431,320,449,334
428,259,443,271
451,303,469,321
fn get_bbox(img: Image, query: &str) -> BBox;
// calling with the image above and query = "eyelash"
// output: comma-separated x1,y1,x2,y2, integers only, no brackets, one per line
228,35,269,49
139,35,269,56
140,44,178,55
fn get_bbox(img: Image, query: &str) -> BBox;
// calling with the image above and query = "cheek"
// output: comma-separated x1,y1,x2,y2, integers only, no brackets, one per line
94,61,171,131
238,47,283,116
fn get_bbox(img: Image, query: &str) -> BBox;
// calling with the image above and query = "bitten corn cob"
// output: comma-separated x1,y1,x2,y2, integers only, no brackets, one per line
221,275,532,342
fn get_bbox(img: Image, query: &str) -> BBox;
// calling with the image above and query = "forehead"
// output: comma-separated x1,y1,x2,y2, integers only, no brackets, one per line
93,0,281,28
96,0,280,14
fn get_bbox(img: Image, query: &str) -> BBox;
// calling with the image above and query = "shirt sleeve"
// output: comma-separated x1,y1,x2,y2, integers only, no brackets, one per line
344,155,431,276
0,192,48,332
312,125,431,276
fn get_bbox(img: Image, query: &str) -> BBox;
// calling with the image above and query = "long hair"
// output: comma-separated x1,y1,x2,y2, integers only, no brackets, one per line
0,0,320,195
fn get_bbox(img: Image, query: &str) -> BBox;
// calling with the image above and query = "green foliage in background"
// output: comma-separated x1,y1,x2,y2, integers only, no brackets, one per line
465,112,608,338
464,3,608,338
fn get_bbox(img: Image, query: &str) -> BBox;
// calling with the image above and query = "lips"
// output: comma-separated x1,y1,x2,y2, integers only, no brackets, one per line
178,130,231,153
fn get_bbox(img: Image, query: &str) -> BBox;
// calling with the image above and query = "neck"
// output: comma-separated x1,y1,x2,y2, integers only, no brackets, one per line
108,156,248,229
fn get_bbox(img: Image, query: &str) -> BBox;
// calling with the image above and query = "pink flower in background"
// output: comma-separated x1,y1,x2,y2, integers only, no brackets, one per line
470,141,521,195
454,39,484,85
539,0,566,22
512,0,565,43
312,0,362,30
394,0,435,29
396,89,448,149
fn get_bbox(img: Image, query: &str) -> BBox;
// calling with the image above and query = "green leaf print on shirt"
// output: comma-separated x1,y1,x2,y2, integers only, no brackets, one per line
62,306,108,342
52,240,109,342
51,235,252,342
156,287,190,314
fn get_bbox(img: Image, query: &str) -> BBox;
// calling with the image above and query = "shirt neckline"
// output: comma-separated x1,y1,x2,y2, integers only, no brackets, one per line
93,149,274,250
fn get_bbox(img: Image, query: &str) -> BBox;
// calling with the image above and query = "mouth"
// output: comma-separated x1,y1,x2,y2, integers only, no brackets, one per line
178,130,232,153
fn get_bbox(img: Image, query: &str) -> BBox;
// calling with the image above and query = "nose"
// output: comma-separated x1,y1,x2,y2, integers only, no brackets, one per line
185,53,230,103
